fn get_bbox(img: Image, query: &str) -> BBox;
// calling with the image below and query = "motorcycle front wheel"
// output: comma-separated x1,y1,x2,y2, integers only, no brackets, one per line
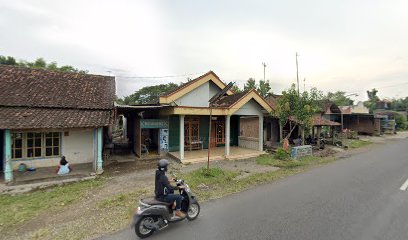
135,216,155,238
187,202,200,220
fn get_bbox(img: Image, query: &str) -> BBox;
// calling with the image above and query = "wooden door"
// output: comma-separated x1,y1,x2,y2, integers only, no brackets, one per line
210,120,225,147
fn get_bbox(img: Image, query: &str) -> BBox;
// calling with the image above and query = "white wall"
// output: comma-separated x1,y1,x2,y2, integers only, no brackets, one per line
175,82,210,107
63,128,94,165
209,82,221,99
11,128,95,169
352,101,369,114
174,81,223,107
233,99,263,116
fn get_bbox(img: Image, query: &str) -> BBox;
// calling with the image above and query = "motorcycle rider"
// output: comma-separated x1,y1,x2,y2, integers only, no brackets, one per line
155,159,186,218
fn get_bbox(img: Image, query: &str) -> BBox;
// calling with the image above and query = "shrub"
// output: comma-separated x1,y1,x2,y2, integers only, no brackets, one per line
395,115,407,130
275,147,290,160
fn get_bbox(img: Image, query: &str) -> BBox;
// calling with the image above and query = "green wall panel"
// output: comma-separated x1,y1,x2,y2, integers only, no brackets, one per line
168,115,180,152
168,115,240,151
199,116,209,149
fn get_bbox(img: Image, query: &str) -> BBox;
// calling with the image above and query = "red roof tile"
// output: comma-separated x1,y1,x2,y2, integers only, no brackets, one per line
212,91,249,108
0,107,112,129
312,116,341,126
289,116,341,126
0,65,115,109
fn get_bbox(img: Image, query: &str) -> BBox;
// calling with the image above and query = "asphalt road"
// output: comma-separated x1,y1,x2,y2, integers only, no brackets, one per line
100,138,408,240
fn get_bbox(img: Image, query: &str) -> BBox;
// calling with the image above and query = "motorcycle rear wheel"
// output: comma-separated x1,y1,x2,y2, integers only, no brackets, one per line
135,216,155,238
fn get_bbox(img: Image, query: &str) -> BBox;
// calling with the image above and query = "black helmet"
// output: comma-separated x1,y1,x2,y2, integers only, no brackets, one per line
158,159,169,171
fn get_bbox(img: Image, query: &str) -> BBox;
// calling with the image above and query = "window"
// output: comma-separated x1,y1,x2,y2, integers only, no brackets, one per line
11,132,61,159
27,133,42,158
11,133,23,159
45,132,60,157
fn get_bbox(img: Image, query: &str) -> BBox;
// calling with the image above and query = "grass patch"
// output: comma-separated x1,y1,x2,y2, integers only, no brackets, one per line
256,154,303,168
348,139,372,149
183,167,239,186
257,154,335,169
0,178,105,233
181,156,336,202
96,188,150,210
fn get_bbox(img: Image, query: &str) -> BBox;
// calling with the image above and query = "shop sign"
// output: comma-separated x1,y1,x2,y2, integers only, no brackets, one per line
140,119,169,129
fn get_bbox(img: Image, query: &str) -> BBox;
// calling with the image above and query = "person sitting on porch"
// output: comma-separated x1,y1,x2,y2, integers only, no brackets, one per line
155,159,185,218
57,156,72,175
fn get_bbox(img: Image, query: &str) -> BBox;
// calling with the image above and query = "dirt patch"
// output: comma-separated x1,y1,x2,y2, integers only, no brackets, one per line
313,147,340,157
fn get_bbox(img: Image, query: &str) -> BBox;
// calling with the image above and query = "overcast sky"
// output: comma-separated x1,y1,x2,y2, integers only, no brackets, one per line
1,0,408,101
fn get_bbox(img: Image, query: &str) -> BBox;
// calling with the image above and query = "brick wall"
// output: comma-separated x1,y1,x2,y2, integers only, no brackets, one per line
239,117,259,138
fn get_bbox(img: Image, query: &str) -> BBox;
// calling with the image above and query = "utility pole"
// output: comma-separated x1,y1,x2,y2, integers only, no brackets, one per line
262,62,267,83
303,78,306,93
207,106,212,170
296,52,300,95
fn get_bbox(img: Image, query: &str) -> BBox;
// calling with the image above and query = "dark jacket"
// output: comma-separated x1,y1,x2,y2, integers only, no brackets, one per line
155,170,178,199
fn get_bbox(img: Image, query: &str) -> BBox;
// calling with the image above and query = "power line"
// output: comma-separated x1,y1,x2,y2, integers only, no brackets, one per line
296,52,300,95
115,71,206,79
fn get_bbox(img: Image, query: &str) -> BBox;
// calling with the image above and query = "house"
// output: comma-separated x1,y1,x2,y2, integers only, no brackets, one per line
115,71,274,163
339,101,369,114
264,94,281,146
338,102,380,135
0,65,115,182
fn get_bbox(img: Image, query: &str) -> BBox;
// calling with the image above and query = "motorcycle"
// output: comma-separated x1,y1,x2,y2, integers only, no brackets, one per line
132,177,200,238
305,136,326,149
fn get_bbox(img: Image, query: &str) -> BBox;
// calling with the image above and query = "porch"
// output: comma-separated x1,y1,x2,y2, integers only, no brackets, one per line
10,163,93,185
168,146,264,164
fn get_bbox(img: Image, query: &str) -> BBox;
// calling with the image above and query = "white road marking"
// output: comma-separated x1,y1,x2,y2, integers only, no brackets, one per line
400,178,408,191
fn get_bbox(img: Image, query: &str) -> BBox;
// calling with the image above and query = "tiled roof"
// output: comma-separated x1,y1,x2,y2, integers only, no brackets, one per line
265,95,280,110
212,91,249,108
0,65,115,109
312,116,341,126
289,116,341,126
161,71,223,97
0,107,112,129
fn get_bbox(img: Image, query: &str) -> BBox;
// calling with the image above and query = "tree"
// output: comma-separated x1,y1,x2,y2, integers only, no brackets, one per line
244,78,257,91
231,84,241,93
0,55,88,73
118,83,179,105
364,88,380,113
257,80,272,98
0,55,17,65
389,97,408,111
272,84,323,143
326,91,354,106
